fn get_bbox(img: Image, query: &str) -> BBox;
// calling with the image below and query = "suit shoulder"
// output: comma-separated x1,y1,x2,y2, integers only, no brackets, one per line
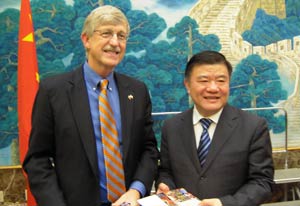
228,105,267,123
164,109,191,125
115,72,150,96
40,67,82,89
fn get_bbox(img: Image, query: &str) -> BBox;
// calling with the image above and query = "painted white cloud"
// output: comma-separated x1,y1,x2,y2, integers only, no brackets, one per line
0,0,20,12
131,0,191,28
131,0,193,41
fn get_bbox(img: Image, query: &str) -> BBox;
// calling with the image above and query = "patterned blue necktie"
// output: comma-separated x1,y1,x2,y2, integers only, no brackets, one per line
197,118,212,167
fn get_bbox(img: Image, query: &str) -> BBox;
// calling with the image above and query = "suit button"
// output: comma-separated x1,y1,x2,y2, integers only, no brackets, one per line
200,176,205,180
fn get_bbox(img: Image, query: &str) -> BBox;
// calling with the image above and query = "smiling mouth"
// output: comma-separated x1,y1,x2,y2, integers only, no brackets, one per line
104,49,120,55
205,96,219,100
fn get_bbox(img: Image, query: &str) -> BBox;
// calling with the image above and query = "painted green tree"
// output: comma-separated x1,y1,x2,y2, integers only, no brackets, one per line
229,54,287,133
31,0,76,76
0,0,222,154
29,0,222,113
0,8,19,150
120,15,221,112
243,0,300,46
286,0,300,17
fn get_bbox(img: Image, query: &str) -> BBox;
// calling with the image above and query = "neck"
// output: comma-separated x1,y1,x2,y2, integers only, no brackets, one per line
88,62,114,78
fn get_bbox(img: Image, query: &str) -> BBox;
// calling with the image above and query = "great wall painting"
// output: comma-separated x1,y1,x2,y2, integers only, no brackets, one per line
0,0,300,167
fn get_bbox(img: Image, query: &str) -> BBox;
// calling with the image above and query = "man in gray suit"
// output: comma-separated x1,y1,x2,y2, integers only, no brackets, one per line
23,5,159,206
156,51,274,206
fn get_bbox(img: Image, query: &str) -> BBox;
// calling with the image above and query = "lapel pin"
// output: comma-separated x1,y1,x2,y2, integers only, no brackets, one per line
128,94,134,100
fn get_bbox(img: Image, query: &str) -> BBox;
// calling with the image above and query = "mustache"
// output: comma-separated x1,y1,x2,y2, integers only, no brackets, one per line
104,46,121,53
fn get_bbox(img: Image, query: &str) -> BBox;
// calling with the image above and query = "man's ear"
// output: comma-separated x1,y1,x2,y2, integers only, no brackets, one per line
184,78,190,94
81,33,90,49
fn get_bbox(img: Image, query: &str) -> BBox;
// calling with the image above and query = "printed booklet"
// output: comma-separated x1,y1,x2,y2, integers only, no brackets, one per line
137,188,200,206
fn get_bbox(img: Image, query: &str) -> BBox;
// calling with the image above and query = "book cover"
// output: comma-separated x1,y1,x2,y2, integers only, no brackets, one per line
137,188,200,206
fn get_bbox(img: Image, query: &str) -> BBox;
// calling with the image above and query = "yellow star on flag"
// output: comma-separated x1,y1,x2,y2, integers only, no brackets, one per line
22,32,34,42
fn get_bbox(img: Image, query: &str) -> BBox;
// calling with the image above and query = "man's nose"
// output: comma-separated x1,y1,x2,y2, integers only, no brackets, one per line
207,81,219,91
109,34,119,44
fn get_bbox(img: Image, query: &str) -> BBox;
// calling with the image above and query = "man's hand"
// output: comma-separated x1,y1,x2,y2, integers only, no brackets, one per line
199,198,222,206
112,189,140,206
156,183,170,194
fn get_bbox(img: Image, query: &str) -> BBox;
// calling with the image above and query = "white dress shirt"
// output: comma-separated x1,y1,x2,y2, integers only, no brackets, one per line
193,107,223,148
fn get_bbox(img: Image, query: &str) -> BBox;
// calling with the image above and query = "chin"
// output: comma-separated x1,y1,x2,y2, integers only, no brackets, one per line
204,107,221,114
105,61,120,67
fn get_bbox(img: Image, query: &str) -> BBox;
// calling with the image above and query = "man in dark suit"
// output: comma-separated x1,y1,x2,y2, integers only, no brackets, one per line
23,5,159,206
156,51,274,206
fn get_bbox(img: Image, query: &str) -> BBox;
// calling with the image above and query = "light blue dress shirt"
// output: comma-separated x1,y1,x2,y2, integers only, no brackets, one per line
83,62,145,202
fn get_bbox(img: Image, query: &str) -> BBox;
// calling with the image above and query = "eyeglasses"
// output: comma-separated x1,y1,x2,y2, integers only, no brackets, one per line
93,30,128,42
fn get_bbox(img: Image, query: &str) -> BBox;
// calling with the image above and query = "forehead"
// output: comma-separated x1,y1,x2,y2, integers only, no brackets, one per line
191,63,229,77
96,24,128,32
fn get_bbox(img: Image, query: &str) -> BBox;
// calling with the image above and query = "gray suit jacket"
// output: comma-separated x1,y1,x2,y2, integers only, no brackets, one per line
23,66,159,206
157,104,274,206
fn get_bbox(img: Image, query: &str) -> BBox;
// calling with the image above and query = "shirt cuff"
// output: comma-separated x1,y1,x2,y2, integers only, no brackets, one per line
130,180,146,197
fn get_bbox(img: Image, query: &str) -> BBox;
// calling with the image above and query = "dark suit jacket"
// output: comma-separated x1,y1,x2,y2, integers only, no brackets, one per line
157,104,274,206
23,66,159,206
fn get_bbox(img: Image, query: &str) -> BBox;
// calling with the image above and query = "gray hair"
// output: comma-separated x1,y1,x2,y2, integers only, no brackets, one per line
81,5,130,38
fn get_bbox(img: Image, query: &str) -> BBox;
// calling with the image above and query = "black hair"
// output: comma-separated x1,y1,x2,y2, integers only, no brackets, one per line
185,50,232,79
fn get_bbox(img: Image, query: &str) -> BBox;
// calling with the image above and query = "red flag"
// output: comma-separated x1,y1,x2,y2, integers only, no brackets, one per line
18,0,39,205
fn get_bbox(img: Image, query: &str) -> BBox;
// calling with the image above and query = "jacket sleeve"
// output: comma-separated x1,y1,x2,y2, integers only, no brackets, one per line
156,119,176,190
22,82,67,206
220,118,274,206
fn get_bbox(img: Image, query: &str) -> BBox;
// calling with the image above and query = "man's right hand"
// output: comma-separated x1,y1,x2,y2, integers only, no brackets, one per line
199,198,222,206
156,183,170,194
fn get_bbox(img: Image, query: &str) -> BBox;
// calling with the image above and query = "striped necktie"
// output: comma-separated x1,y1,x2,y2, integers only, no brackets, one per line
197,118,212,167
99,79,126,202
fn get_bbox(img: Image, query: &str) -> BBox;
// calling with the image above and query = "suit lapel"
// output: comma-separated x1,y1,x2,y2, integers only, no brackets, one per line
200,105,239,174
68,67,99,178
180,109,202,173
114,73,134,161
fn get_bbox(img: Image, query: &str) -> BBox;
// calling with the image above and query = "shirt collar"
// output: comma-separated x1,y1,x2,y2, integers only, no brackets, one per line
192,106,223,125
83,61,115,91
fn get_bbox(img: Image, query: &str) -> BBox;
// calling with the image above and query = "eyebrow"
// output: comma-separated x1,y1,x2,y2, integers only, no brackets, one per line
216,75,228,78
97,28,127,33
196,74,228,79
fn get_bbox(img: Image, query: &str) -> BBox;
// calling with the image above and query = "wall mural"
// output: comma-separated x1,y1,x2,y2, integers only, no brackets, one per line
0,0,300,166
